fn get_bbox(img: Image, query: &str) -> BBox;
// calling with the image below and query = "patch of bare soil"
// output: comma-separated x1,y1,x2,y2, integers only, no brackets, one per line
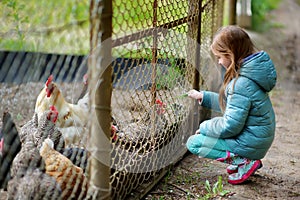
145,0,300,199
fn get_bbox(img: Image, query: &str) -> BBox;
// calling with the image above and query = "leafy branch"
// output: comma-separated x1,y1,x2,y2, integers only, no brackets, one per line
2,0,29,48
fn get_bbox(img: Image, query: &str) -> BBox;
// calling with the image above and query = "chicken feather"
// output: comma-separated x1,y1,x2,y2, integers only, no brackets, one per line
20,112,38,144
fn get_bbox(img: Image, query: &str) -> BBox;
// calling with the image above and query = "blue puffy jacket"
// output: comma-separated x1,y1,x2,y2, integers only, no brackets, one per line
199,51,277,160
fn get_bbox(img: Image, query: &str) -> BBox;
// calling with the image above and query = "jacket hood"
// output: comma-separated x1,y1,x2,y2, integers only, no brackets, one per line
240,51,277,92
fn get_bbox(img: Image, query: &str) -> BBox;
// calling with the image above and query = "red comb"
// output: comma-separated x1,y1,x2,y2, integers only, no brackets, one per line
155,99,163,105
155,99,166,115
46,75,53,87
111,125,118,141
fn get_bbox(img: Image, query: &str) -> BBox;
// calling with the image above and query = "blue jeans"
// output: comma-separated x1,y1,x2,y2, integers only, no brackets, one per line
186,134,232,159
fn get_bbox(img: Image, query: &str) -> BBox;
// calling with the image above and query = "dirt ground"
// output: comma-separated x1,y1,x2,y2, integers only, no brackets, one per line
144,0,300,199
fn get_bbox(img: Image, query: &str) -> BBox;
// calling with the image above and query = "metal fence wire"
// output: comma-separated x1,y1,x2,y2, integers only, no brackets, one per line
0,0,224,199
92,0,224,199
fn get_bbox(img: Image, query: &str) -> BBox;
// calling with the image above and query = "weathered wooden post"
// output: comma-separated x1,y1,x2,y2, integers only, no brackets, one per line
228,0,237,25
88,0,112,199
186,0,202,132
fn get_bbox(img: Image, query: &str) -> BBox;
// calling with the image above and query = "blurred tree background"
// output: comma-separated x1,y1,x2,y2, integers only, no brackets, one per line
0,0,89,54
0,0,283,54
251,0,282,32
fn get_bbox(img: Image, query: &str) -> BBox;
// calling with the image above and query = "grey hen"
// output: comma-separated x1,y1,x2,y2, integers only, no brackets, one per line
7,168,62,200
0,111,21,190
10,106,65,179
10,138,45,179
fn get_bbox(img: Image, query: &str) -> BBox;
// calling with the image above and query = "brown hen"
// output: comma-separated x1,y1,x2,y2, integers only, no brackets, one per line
40,138,88,200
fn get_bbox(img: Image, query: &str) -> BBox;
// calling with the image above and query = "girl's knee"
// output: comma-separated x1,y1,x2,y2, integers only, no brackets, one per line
186,134,203,155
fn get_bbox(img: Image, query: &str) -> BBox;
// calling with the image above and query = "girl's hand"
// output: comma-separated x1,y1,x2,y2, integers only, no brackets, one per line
187,89,203,101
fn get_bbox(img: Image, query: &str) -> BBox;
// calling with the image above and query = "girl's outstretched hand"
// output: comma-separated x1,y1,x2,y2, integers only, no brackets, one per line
187,89,203,101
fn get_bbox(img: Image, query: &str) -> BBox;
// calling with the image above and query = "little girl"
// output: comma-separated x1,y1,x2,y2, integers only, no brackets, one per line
186,25,277,184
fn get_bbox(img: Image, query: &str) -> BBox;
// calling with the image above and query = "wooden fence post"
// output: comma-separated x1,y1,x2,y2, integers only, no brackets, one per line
228,0,237,25
88,0,112,199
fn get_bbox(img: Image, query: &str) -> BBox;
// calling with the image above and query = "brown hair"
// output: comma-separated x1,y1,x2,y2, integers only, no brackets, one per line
211,25,256,111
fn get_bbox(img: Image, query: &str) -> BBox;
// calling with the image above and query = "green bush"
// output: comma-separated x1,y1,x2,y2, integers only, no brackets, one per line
251,0,282,32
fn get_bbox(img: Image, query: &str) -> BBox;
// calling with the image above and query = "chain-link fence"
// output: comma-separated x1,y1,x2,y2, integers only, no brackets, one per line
0,0,224,199
106,0,224,199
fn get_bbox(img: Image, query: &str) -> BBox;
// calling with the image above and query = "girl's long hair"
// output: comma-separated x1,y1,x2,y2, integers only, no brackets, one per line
211,25,256,111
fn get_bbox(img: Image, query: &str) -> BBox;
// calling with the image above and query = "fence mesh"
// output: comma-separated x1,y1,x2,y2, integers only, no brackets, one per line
105,0,224,199
0,0,224,199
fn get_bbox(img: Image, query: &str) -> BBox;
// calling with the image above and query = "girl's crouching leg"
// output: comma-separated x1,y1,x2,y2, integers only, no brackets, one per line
186,134,204,156
186,134,230,159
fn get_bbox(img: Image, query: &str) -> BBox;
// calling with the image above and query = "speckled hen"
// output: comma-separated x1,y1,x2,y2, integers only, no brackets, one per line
10,106,64,179
0,111,21,190
7,168,62,200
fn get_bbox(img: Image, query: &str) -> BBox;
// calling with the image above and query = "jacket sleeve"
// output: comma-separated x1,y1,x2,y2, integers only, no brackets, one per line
201,91,222,113
199,84,251,138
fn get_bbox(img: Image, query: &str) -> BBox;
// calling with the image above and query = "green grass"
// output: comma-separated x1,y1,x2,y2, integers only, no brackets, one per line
156,171,230,200
201,176,230,200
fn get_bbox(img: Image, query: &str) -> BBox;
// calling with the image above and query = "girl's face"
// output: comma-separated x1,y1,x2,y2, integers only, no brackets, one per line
213,51,232,69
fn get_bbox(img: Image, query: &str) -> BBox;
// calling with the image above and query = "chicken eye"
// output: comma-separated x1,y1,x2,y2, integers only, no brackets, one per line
63,112,71,120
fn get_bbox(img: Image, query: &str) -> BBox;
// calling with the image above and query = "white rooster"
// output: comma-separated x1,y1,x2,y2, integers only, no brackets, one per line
35,75,89,147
